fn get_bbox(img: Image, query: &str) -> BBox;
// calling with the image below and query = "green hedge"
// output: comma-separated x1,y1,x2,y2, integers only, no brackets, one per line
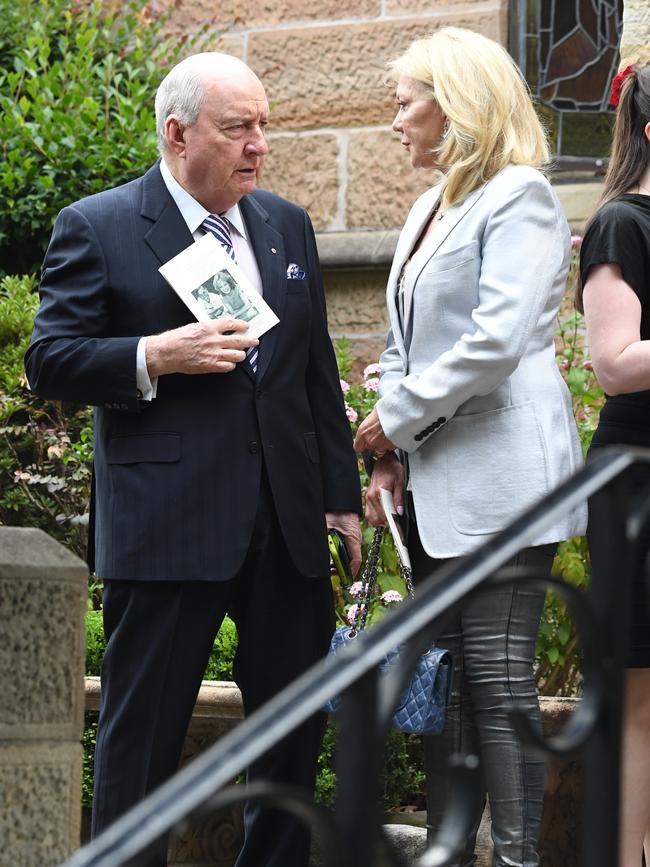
0,0,209,275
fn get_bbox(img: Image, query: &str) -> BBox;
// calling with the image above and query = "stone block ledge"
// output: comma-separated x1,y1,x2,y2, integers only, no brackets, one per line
316,229,401,269
84,677,244,721
85,676,575,728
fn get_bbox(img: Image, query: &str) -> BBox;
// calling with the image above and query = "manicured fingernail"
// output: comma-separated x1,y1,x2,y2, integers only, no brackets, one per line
396,505,404,515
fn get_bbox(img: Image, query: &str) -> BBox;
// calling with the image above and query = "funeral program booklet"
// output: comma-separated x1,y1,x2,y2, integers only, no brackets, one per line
158,232,279,339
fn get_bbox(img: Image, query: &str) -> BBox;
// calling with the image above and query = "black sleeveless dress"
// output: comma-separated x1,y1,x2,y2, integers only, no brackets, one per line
580,193,650,666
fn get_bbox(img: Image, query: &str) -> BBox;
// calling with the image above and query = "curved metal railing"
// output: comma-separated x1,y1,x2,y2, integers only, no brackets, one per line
60,446,650,867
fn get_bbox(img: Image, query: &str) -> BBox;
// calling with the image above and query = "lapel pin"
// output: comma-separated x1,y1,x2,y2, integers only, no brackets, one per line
271,247,277,254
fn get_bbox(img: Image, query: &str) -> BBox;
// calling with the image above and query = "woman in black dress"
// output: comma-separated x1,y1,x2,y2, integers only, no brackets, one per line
578,60,650,867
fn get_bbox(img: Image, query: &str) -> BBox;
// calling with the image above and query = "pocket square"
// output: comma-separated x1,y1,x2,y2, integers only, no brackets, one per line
286,263,306,279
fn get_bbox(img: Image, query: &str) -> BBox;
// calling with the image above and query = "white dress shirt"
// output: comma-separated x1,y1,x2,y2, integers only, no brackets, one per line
137,159,264,399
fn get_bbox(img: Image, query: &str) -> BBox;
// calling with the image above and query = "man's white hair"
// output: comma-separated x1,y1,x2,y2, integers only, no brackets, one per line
154,56,207,153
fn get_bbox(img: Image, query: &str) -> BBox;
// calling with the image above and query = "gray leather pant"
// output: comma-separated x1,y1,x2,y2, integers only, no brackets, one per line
410,524,555,867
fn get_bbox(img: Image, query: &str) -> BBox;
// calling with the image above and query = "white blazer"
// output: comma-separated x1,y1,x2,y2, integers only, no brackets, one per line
376,164,587,558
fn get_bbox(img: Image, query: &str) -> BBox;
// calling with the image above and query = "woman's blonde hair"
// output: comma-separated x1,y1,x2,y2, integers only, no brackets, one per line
387,27,550,209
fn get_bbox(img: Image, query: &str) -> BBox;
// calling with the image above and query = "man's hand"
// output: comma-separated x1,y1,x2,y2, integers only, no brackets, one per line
326,511,362,577
146,318,258,377
353,407,396,454
364,453,405,527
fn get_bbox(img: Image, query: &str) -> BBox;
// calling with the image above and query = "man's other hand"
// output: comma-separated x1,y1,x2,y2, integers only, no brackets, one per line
326,511,362,577
146,318,259,376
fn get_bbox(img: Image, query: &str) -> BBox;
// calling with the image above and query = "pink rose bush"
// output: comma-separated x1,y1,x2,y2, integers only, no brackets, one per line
336,340,382,436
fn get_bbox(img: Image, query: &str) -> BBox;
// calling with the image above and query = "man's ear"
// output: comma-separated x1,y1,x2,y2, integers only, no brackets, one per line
165,116,187,157
644,120,650,144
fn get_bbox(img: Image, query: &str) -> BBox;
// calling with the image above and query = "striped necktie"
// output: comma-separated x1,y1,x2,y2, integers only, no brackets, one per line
202,214,258,373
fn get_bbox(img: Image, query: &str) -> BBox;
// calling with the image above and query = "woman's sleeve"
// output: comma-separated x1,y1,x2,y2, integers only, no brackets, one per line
579,205,647,300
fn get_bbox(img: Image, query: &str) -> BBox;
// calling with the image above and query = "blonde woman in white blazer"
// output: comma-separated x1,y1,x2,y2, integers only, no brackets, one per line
354,28,586,867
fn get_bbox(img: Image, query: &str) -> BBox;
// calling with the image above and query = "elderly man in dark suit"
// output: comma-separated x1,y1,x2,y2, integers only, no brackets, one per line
25,52,362,867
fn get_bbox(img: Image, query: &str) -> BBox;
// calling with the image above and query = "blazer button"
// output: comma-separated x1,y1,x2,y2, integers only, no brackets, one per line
256,389,263,400
248,441,259,454
437,416,446,423
414,433,423,442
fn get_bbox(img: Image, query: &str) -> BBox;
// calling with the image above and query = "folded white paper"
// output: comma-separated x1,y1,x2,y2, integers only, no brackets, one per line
380,487,411,569
159,233,279,339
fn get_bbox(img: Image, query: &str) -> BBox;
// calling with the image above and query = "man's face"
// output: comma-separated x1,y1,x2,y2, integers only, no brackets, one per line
169,69,270,213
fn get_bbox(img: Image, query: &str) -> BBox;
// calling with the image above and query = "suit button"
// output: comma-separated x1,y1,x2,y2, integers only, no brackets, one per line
248,441,259,454
438,416,446,423
256,389,263,399
414,433,423,442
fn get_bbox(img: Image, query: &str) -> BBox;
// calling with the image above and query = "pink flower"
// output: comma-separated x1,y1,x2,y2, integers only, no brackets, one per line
364,378,379,392
346,604,359,625
363,363,381,379
345,404,358,423
558,359,569,371
582,359,593,370
348,581,364,598
381,590,403,604
570,235,583,248
340,379,350,394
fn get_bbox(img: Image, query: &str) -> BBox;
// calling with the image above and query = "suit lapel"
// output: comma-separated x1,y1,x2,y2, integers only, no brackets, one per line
141,163,194,265
239,194,285,382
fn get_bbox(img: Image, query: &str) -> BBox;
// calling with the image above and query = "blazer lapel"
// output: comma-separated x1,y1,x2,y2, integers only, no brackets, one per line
239,194,285,382
402,183,487,332
386,186,443,363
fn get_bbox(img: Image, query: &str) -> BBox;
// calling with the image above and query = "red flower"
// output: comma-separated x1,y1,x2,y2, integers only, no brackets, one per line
610,65,636,108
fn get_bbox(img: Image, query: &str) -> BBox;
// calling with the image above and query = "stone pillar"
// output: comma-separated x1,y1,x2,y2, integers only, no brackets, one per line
0,527,87,867
620,0,650,62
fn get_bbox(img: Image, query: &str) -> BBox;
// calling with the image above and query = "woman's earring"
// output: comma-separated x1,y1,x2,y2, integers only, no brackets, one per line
443,119,451,137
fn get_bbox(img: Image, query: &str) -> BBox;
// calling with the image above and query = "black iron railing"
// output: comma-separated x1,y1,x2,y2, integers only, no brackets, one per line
61,447,650,867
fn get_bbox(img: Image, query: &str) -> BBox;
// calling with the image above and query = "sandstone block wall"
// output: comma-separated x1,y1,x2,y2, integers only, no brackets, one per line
0,528,87,867
621,0,650,62
167,0,508,234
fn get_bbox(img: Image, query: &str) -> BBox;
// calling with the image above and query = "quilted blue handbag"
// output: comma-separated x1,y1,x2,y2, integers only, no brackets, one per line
324,527,453,735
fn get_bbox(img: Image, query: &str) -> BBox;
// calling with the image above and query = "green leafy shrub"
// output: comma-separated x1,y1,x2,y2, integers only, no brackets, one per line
85,607,104,676
0,274,93,557
82,712,99,808
315,724,425,811
0,0,209,274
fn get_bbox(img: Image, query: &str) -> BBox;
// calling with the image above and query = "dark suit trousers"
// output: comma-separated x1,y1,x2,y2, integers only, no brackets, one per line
91,474,334,867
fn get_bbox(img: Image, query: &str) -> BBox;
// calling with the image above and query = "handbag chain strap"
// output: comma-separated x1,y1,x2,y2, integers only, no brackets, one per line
349,526,384,637
349,524,417,637
399,559,416,600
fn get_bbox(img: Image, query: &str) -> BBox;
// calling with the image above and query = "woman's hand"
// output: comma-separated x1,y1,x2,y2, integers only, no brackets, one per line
353,408,396,454
364,452,405,526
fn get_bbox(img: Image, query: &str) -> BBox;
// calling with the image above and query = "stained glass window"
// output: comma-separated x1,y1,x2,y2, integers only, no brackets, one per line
510,0,624,164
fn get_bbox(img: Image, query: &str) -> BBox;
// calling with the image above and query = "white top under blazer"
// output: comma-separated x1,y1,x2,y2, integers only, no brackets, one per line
375,164,587,558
